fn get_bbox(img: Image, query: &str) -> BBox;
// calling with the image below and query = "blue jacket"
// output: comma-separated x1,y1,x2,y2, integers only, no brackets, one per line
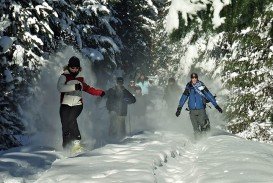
137,80,150,95
178,81,218,110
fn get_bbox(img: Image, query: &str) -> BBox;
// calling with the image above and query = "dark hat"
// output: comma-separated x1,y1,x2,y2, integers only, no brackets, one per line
68,56,80,67
117,77,124,84
190,73,198,78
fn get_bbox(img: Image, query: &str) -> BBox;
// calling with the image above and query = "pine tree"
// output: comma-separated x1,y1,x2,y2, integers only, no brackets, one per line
111,0,159,75
0,0,123,149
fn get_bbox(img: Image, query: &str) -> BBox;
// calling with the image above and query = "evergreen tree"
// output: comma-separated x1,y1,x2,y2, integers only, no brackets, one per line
0,0,123,149
111,0,159,75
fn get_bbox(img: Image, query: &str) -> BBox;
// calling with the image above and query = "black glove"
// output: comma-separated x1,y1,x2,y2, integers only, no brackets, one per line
176,106,182,117
215,105,223,113
100,91,105,97
75,83,82,91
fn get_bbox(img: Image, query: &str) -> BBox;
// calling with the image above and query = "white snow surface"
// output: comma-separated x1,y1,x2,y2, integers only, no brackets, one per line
1,131,273,183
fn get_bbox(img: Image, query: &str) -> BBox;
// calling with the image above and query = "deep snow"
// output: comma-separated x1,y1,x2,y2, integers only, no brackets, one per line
1,130,273,183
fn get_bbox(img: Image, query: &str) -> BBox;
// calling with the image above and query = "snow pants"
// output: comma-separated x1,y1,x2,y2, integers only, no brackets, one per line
60,104,83,148
109,111,126,140
189,109,210,137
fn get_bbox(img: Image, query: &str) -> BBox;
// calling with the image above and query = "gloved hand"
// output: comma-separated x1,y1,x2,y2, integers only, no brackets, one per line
215,105,223,113
100,91,105,97
75,83,82,91
175,106,182,117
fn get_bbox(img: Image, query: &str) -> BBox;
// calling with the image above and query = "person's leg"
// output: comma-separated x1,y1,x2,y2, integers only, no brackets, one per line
115,115,123,139
119,116,126,138
199,109,210,132
60,105,72,148
69,105,83,141
109,111,118,138
189,110,201,139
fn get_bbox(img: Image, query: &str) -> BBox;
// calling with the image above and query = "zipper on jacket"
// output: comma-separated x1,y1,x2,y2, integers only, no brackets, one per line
194,89,197,109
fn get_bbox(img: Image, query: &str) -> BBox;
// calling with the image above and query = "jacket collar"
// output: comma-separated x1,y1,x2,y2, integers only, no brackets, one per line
188,80,202,87
63,70,83,77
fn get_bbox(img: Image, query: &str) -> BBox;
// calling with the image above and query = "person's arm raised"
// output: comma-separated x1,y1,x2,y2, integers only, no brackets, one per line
81,79,104,96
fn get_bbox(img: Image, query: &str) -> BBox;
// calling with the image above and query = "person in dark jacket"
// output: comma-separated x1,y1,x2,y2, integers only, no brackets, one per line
175,73,223,138
57,56,105,150
163,77,181,112
105,77,136,140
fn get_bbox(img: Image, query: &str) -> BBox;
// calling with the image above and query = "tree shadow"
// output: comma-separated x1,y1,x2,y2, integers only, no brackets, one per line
0,146,60,179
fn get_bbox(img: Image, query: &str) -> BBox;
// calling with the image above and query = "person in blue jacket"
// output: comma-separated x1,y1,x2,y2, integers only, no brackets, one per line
175,73,223,137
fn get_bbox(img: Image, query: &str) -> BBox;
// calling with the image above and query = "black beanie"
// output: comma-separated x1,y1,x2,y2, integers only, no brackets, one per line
68,56,80,67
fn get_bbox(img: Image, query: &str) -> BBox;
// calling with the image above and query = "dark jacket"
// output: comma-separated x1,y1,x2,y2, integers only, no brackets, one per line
106,86,136,116
179,81,218,110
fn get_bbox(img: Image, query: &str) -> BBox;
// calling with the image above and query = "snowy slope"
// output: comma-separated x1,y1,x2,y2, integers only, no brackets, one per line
156,134,273,183
1,130,273,183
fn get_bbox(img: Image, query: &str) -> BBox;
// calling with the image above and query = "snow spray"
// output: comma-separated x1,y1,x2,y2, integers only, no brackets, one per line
22,46,98,149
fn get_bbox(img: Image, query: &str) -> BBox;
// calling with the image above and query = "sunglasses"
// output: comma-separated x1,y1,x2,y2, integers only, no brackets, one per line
70,67,80,70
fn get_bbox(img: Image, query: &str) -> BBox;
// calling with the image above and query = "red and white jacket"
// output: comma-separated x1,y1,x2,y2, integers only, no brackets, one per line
57,70,103,106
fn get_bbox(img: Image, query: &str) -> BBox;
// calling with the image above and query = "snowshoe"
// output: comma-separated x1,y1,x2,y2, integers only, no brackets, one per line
71,140,84,154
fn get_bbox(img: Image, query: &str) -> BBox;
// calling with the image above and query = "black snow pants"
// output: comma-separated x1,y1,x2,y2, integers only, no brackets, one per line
60,104,83,148
189,109,210,138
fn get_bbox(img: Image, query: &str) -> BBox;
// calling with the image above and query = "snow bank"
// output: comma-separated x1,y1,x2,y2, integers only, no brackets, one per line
0,146,61,183
156,133,273,182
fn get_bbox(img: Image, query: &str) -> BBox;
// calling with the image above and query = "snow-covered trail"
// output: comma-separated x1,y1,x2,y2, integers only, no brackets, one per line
31,131,190,183
155,133,273,183
1,130,273,183
1,131,189,183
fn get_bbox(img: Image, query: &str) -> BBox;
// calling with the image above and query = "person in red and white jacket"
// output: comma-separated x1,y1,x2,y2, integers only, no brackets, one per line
57,56,105,149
